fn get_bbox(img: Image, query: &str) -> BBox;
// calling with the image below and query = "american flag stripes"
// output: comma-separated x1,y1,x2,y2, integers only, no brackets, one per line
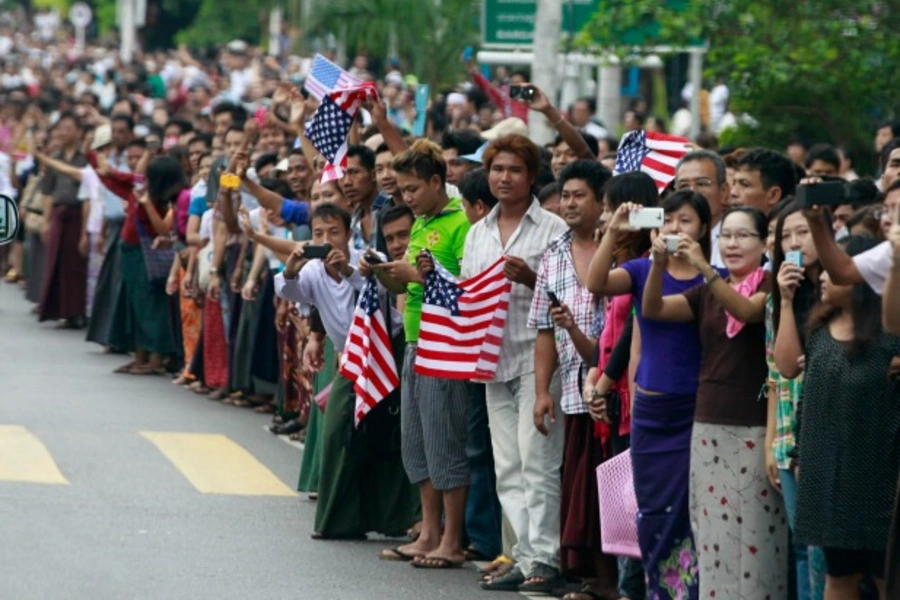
307,82,378,176
414,255,511,381
614,130,693,192
339,276,399,425
304,54,362,101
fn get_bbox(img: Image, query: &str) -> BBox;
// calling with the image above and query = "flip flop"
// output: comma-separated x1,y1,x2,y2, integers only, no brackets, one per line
379,547,421,562
113,362,137,374
480,566,525,590
410,556,464,569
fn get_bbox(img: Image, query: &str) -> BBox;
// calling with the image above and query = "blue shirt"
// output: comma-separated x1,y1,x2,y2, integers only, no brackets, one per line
279,199,310,226
621,257,705,396
189,194,207,217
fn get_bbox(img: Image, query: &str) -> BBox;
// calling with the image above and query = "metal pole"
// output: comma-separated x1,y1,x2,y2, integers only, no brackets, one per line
531,0,562,144
598,54,621,137
120,0,135,63
688,49,703,140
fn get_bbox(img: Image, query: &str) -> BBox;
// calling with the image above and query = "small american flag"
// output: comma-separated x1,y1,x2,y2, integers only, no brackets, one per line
304,54,362,101
318,162,343,184
339,275,399,425
415,255,511,381
307,82,378,174
614,130,692,192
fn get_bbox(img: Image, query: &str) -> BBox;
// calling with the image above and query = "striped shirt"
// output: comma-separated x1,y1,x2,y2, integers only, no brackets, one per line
528,230,604,414
461,199,568,383
765,296,800,469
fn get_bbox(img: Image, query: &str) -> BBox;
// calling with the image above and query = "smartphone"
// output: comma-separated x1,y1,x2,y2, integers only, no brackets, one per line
629,207,665,229
797,181,845,208
664,234,680,253
509,84,535,102
303,244,332,260
785,250,803,267
546,289,561,308
461,46,473,63
364,250,384,265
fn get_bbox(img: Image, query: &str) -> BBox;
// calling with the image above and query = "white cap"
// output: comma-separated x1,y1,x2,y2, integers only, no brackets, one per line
481,117,529,141
91,124,112,150
274,158,289,173
447,92,466,106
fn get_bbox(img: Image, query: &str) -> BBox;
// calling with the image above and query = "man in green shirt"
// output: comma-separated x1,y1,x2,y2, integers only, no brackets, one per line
365,140,472,569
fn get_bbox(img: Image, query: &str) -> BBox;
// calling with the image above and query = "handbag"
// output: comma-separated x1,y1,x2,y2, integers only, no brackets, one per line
596,449,642,558
197,240,214,291
135,215,176,284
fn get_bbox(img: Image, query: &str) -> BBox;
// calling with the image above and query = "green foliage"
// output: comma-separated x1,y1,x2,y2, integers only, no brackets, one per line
307,0,480,89
176,0,269,47
581,0,900,168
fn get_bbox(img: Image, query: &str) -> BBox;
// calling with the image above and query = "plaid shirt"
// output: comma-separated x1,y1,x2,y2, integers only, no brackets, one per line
528,230,603,415
765,297,801,469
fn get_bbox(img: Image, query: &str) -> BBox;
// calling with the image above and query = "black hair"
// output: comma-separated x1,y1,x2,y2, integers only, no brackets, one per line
736,148,798,198
166,118,194,136
720,205,768,244
188,133,213,149
553,132,599,158
786,133,810,150
465,87,488,111
223,126,245,141
601,136,619,153
845,205,882,237
537,182,559,205
55,110,82,130
886,179,900,196
804,143,841,172
878,120,900,139
374,143,392,156
574,96,597,114
845,178,881,210
604,172,658,265
771,198,831,344
557,159,612,203
211,101,247,128
347,145,376,171
310,202,351,231
112,97,140,117
380,203,415,228
440,129,483,157
806,235,883,356
880,138,900,171
660,190,713,260
254,152,279,173
509,69,529,81
126,138,147,150
146,155,188,206
259,177,294,199
458,167,498,210
604,171,658,210
110,113,135,131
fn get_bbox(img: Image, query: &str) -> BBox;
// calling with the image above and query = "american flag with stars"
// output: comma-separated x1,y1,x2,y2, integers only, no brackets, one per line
614,130,693,192
304,54,362,101
415,253,511,381
339,275,399,425
307,82,378,179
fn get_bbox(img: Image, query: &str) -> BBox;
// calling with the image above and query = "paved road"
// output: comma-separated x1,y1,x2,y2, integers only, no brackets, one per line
0,283,501,600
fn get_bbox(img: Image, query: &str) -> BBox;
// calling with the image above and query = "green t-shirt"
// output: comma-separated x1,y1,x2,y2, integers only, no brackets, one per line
404,197,471,342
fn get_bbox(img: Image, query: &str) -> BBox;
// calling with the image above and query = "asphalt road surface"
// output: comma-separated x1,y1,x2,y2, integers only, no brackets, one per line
0,283,518,600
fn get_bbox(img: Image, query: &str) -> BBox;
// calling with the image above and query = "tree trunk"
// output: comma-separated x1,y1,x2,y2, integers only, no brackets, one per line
530,0,561,145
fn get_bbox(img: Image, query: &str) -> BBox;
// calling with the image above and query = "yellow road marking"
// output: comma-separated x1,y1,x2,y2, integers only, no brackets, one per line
141,432,296,496
0,425,68,484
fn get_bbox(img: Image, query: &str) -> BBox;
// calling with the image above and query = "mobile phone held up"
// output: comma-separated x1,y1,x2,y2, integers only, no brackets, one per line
629,207,664,229
302,244,332,260
797,181,845,208
509,84,536,102
785,250,803,267
364,250,384,265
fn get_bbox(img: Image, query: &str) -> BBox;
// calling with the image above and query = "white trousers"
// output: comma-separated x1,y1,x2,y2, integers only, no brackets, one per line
485,372,563,576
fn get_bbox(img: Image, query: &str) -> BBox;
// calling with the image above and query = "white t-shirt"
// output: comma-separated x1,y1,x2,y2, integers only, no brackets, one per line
853,240,894,296
273,248,366,351
77,166,104,235
249,207,290,270
199,208,215,241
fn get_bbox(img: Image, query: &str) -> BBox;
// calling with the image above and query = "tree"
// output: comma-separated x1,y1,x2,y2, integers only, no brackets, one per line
306,0,479,89
580,0,900,169
175,0,268,47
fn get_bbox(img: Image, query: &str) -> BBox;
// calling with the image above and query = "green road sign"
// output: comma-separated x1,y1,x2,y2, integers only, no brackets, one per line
482,0,599,48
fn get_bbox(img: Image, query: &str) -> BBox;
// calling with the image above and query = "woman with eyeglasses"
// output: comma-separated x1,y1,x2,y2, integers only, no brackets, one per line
643,206,787,598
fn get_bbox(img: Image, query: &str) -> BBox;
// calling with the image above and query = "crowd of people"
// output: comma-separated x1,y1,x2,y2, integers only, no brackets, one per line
2,18,900,600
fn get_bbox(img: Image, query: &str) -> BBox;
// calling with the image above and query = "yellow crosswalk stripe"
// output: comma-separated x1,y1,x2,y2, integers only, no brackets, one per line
141,432,296,496
0,425,69,484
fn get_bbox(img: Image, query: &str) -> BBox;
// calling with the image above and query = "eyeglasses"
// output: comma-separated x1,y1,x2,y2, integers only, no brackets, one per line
675,178,715,190
719,230,761,244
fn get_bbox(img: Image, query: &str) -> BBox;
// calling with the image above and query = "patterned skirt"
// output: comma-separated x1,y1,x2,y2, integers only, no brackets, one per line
276,298,313,419
178,267,202,380
690,422,789,599
203,294,228,389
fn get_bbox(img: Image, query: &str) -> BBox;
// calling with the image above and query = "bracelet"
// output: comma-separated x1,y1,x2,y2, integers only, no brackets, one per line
704,271,721,285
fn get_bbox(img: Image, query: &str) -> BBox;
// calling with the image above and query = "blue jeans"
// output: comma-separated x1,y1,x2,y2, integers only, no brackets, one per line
780,468,826,600
464,383,502,558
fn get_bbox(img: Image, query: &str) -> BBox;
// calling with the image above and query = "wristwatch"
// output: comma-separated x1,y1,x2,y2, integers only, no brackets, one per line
704,270,721,285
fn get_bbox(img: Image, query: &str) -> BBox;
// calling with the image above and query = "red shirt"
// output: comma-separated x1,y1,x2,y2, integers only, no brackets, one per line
87,151,159,245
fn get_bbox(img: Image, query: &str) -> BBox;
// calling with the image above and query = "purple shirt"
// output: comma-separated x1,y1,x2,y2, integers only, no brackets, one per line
621,257,704,396
175,188,191,241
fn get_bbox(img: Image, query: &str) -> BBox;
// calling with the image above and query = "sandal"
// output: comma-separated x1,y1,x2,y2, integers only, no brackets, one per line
129,364,165,375
479,557,514,579
411,555,464,569
114,361,137,374
518,562,563,594
379,547,422,562
208,388,228,401
254,403,275,414
480,566,525,591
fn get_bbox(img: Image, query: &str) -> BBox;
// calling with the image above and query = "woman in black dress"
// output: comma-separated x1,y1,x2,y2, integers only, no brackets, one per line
775,235,900,599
